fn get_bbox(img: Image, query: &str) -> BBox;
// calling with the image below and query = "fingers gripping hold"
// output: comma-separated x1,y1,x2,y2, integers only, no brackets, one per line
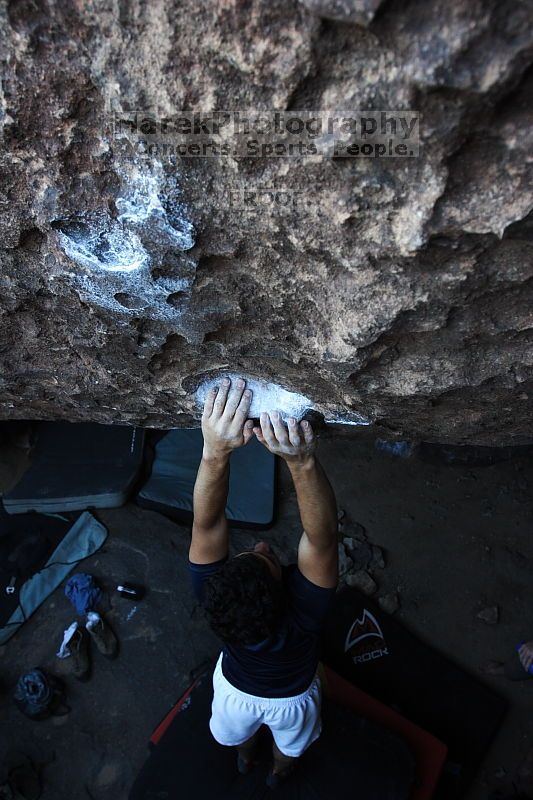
212,377,231,416
235,388,252,419
270,411,289,445
301,419,314,445
254,411,316,463
287,417,301,447
259,412,276,448
201,377,254,456
223,378,246,418
202,387,218,419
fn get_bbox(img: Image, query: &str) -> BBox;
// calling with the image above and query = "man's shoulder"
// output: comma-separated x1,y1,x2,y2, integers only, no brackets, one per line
284,562,337,595
189,556,228,604
188,556,228,574
283,562,336,633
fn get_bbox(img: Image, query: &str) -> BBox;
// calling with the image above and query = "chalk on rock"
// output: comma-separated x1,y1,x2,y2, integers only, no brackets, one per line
476,606,499,624
378,592,400,614
196,374,312,422
345,570,377,596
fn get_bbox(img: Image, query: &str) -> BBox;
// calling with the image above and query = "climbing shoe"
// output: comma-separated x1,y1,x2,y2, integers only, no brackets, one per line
86,612,118,659
266,764,296,789
56,621,90,681
237,755,253,775
67,628,90,681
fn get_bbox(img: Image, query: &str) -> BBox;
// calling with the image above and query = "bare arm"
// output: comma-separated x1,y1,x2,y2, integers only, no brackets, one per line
254,412,338,588
289,456,338,587
190,453,231,563
189,377,254,564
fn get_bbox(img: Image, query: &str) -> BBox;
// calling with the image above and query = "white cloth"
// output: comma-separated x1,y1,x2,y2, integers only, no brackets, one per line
56,621,78,658
209,653,322,757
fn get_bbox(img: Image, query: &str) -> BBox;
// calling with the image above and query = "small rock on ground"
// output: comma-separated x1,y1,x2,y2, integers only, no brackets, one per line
378,592,400,614
343,537,373,569
345,570,377,596
476,606,499,624
370,544,386,569
338,543,354,576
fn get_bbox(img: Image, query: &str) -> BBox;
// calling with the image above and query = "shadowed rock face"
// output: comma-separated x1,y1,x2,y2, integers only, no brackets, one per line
0,0,532,444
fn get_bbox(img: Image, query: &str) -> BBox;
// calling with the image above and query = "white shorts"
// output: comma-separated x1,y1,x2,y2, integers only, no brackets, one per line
209,654,322,758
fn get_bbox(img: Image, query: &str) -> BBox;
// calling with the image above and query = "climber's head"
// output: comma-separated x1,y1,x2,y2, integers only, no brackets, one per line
202,542,284,646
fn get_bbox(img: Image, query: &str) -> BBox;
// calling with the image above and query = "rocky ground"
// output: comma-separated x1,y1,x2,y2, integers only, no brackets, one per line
0,429,532,799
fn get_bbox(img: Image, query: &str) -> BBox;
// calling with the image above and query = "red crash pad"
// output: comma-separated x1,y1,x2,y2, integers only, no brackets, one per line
150,666,447,800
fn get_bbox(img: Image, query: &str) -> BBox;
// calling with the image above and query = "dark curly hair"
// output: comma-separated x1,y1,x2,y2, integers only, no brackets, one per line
202,555,285,646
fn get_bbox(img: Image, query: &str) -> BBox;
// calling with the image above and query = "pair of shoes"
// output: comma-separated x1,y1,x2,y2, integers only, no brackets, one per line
57,613,118,682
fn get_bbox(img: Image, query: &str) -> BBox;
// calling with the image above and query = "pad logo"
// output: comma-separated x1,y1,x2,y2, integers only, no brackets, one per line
344,609,390,664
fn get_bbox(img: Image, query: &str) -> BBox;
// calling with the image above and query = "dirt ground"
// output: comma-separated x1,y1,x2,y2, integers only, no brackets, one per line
0,428,532,800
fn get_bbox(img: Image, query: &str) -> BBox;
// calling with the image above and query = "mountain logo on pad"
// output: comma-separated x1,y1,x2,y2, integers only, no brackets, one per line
344,609,390,664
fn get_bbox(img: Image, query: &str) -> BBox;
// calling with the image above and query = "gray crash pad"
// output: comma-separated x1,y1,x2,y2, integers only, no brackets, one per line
137,429,276,529
3,422,145,514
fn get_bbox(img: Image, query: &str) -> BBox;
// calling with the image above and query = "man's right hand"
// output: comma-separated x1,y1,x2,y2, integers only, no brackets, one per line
253,412,316,466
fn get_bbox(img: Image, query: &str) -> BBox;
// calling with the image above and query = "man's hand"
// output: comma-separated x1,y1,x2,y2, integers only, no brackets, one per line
519,641,533,673
253,412,316,466
202,377,254,460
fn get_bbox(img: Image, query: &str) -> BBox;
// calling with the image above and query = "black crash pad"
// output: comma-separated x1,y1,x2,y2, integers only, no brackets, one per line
129,664,416,800
137,428,276,529
322,588,508,799
3,422,145,515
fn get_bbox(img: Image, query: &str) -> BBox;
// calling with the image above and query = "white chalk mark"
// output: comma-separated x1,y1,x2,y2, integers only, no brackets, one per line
196,374,312,421
55,157,196,321
196,374,372,427
324,415,371,426
116,163,195,251
57,212,148,273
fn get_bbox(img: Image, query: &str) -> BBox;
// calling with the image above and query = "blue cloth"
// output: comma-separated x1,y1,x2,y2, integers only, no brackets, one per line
65,572,102,614
189,559,336,698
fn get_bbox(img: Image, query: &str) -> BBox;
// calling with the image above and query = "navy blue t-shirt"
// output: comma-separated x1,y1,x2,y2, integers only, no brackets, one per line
189,558,336,698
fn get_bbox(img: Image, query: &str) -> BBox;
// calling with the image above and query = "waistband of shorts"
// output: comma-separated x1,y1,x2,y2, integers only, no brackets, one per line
215,653,319,707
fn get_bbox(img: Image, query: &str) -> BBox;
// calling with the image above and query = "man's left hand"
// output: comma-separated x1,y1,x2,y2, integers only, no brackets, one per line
201,377,254,460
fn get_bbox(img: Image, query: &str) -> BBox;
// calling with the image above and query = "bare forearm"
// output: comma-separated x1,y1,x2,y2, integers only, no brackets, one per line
193,453,230,530
288,456,337,547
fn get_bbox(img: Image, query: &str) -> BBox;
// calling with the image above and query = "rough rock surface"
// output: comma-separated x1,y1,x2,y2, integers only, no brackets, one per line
1,0,532,443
